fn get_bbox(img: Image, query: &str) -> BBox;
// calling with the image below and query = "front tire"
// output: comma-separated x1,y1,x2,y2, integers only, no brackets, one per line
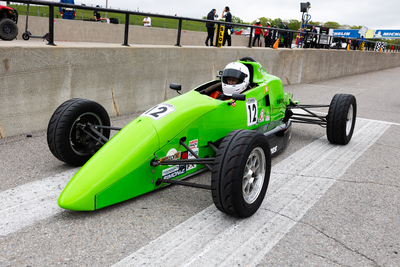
47,98,110,166
0,18,18,41
327,94,357,145
211,130,271,218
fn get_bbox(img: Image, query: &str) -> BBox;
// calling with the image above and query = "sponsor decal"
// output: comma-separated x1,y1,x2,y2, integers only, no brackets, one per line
260,109,265,122
189,139,198,149
270,145,278,154
265,85,269,93
187,139,198,171
265,111,270,122
162,165,187,179
160,148,181,162
160,148,181,167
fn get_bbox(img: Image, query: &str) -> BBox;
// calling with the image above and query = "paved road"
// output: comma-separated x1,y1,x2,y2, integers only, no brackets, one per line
1,67,399,266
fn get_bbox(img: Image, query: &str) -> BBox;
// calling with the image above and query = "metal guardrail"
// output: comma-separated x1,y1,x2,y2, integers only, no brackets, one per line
9,0,400,52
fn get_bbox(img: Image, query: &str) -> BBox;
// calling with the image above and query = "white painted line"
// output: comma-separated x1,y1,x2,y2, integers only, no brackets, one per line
0,168,78,236
113,118,390,267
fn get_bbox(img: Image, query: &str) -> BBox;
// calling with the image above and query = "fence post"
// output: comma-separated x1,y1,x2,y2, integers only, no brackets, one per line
247,27,253,48
175,18,182,46
123,13,130,46
47,4,55,45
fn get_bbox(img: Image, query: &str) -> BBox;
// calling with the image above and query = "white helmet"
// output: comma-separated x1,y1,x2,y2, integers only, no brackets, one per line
221,62,250,96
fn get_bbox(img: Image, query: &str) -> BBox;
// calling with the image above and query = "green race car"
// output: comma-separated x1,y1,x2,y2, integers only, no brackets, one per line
47,56,357,218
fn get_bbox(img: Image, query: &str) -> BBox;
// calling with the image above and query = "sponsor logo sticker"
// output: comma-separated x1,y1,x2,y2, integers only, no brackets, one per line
260,109,265,122
187,139,199,171
162,165,186,179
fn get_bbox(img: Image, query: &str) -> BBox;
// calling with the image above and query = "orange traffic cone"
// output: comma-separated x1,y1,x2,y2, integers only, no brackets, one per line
347,44,350,50
273,39,279,49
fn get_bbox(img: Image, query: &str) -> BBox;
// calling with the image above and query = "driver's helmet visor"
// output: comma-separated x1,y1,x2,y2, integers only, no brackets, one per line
222,68,247,83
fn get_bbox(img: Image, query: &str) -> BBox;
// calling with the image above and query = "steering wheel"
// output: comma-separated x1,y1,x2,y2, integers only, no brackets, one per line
239,56,257,62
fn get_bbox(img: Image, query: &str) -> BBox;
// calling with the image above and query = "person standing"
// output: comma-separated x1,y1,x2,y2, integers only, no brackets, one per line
205,9,216,46
142,16,151,27
264,22,272,47
59,0,76,20
252,21,262,47
311,25,318,48
221,6,232,46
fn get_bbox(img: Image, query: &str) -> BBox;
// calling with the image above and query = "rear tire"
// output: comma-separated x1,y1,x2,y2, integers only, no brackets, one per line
211,130,271,218
327,94,357,145
47,98,110,166
0,18,18,41
22,32,30,40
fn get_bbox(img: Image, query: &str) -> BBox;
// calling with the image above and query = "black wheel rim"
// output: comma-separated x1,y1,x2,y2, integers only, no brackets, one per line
69,112,103,156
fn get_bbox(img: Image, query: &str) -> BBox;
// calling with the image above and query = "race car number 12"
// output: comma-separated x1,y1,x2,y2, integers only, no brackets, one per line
142,103,175,120
246,98,258,126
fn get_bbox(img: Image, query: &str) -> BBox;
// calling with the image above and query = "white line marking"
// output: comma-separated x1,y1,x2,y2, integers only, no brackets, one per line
0,168,78,236
113,118,390,267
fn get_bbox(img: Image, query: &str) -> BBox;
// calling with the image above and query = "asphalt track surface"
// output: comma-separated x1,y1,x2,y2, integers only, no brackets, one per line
1,67,399,266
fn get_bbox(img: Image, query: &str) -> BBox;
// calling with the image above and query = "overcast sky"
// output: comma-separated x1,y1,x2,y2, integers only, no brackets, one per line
40,0,400,29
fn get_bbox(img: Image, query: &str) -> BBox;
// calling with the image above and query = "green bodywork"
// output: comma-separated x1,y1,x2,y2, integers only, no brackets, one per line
58,60,294,211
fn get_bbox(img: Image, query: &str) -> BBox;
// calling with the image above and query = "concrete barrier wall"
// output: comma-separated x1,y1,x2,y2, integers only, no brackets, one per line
1,16,400,138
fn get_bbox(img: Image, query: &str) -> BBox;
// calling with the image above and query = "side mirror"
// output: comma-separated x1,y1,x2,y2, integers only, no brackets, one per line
169,83,181,94
231,93,246,101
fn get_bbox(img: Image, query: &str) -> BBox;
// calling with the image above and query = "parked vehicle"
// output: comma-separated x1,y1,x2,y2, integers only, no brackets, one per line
0,4,18,41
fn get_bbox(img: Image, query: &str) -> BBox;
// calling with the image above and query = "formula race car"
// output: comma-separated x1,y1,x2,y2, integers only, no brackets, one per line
47,56,357,218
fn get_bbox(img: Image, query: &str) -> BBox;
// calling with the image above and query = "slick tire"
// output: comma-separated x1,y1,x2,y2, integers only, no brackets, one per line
327,94,357,145
211,130,271,218
0,18,18,41
47,98,110,166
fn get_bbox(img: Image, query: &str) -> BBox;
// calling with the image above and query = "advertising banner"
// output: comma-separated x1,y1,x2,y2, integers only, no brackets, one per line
333,29,400,39
373,30,400,38
333,30,360,38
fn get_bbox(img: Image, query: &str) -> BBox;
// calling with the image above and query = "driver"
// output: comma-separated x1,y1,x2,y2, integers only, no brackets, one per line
211,62,250,99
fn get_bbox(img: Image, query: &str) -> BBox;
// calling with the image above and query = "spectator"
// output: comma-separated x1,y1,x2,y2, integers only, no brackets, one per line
311,25,317,48
252,21,262,47
221,6,232,46
205,9,217,46
143,16,151,27
358,36,365,51
93,5,109,22
283,23,292,48
59,0,76,20
264,22,272,48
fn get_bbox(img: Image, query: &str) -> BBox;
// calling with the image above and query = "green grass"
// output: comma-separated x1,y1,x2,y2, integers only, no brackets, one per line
10,4,209,32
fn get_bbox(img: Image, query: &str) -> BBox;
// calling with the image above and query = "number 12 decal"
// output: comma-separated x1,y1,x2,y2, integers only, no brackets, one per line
246,98,258,126
142,103,175,120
